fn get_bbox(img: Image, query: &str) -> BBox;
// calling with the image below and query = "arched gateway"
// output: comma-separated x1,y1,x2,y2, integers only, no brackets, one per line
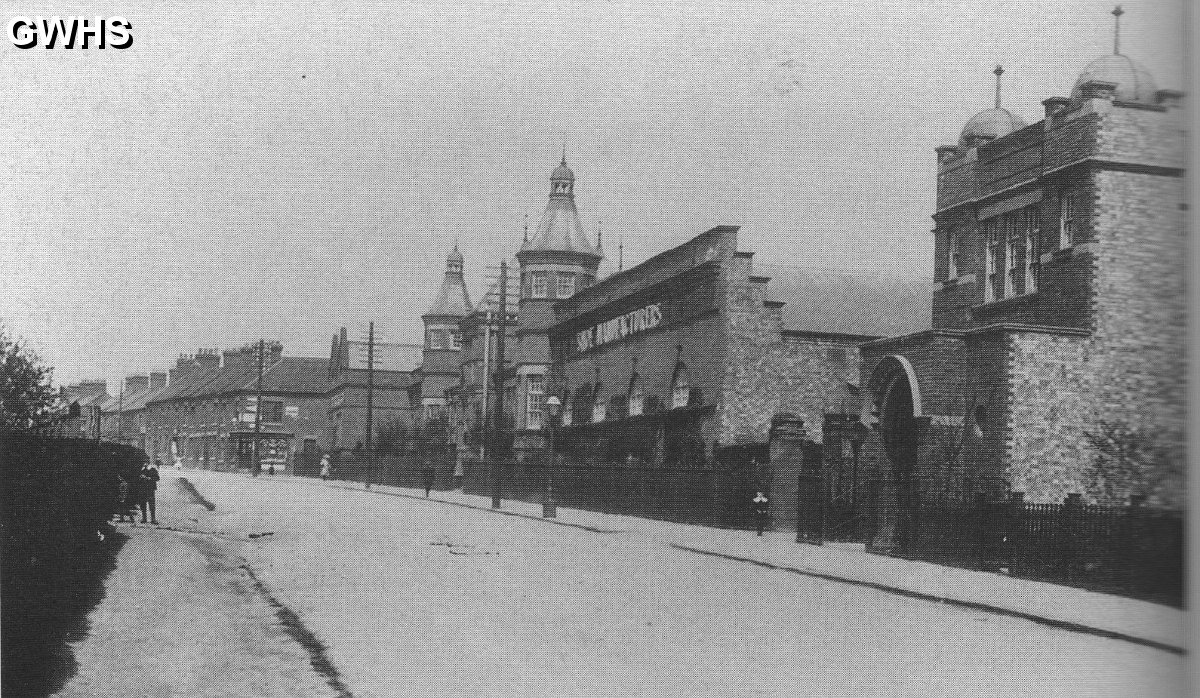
868,355,923,474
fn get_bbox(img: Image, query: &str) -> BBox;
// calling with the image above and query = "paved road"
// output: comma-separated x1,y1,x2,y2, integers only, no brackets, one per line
184,471,1186,697
62,471,1186,697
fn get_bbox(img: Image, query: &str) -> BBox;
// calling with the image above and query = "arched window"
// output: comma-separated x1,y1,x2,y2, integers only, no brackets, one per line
671,363,691,409
628,374,644,416
592,384,606,423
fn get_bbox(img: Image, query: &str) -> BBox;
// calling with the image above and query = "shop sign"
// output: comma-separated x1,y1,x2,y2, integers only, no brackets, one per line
575,303,662,353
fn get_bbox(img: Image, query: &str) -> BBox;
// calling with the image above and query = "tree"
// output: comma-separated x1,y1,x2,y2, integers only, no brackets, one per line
374,417,408,455
1,325,59,433
1083,420,1184,507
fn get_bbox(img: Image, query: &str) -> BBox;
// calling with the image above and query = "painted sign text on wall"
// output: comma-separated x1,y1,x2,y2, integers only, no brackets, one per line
575,304,662,353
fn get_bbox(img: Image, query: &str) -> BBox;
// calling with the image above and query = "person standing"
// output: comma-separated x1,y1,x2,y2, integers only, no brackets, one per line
320,454,331,481
115,475,135,523
423,462,436,498
138,460,161,524
752,491,770,536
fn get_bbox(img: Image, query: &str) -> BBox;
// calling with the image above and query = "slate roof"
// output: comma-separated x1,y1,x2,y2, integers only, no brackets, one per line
147,357,329,404
249,356,330,394
758,263,931,338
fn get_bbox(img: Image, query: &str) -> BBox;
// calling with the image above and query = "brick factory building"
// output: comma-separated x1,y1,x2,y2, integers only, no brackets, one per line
854,43,1185,551
545,225,925,471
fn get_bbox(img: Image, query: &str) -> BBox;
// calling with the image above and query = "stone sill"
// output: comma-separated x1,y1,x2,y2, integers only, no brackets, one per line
936,273,977,290
971,291,1040,315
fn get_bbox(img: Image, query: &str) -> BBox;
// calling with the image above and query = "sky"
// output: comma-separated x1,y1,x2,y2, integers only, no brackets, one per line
0,0,1188,389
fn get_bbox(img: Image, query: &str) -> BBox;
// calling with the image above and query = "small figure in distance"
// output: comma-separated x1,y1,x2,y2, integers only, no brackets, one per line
752,491,770,536
139,460,161,525
423,461,436,498
320,454,331,481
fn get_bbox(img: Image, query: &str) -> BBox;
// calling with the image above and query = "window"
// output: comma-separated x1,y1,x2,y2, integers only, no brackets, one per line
1005,214,1022,297
946,226,962,279
556,273,575,299
1060,191,1076,247
671,365,691,409
1025,209,1041,294
449,330,462,350
592,386,606,423
526,375,544,430
531,271,548,299
429,328,446,350
628,375,644,416
985,219,1002,302
261,399,284,424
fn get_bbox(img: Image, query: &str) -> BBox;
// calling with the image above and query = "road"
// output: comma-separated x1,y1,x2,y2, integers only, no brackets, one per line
64,470,1187,697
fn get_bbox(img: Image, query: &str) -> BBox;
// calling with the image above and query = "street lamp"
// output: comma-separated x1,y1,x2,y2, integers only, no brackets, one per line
543,395,561,518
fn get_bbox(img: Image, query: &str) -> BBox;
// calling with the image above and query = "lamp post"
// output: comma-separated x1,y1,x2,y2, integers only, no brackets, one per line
543,395,561,518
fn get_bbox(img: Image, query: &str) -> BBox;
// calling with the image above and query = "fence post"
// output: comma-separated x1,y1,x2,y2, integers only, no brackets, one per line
1061,493,1083,581
975,492,989,571
1005,492,1024,575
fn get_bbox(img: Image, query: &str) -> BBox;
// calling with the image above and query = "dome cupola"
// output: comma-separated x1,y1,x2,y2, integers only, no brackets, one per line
550,154,575,197
959,66,1027,149
1071,6,1159,106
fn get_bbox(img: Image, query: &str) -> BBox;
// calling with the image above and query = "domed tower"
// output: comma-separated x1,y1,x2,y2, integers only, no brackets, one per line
420,246,472,421
512,154,604,440
958,66,1028,150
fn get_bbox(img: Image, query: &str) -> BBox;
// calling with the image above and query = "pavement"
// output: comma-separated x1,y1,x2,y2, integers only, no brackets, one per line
307,473,1187,655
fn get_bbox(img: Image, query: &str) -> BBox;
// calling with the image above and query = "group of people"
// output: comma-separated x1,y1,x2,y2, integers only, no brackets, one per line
116,460,160,525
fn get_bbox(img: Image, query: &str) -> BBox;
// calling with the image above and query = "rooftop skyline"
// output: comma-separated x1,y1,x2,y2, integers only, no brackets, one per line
0,0,1187,388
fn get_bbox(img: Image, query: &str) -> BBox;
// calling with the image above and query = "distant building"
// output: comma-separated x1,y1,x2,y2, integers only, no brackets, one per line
144,344,330,471
99,372,167,451
326,327,422,457
58,379,110,439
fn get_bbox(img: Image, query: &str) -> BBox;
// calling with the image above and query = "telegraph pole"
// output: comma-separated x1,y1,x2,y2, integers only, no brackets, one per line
116,383,124,444
253,339,264,476
491,260,507,508
365,321,375,489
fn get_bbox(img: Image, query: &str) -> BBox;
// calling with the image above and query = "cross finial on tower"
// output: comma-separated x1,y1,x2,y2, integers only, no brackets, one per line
1112,5,1124,54
596,220,603,250
618,235,624,272
561,143,567,166
993,65,1004,109
523,213,529,242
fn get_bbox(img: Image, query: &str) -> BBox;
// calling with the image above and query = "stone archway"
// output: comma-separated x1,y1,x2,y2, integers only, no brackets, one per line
869,355,923,475
867,355,925,552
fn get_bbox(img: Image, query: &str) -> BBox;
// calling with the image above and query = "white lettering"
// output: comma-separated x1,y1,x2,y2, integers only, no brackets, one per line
573,304,663,353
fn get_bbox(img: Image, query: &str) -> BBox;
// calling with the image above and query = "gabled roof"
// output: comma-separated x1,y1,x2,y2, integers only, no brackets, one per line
760,263,931,338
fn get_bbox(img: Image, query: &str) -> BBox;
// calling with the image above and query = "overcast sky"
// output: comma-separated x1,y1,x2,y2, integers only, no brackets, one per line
0,0,1187,389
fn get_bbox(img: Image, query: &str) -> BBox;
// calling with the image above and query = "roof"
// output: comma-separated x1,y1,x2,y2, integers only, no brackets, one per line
243,356,330,394
342,342,423,373
148,356,329,404
959,108,1027,147
425,270,472,318
1072,53,1158,105
521,158,602,258
760,263,931,338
